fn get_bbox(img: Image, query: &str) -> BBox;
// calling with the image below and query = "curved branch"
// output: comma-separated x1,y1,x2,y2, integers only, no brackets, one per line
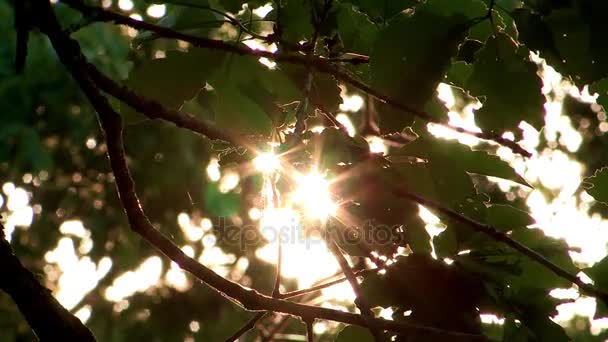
59,0,531,157
325,233,384,341
31,1,488,339
84,65,246,145
224,312,267,342
0,223,96,341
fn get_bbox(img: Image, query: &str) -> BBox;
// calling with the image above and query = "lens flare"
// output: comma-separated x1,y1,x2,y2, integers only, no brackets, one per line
254,152,281,173
292,172,336,221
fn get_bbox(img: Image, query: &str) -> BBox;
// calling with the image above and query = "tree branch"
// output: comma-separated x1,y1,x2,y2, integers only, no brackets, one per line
325,232,385,341
224,312,267,342
83,65,245,145
391,186,608,306
59,0,531,157
0,222,96,341
30,1,487,339
279,267,382,300
305,318,314,342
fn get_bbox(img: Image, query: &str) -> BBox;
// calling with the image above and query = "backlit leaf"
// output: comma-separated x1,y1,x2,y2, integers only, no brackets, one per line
467,33,544,134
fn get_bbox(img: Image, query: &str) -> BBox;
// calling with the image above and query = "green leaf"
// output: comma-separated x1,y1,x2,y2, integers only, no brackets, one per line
360,254,485,332
446,61,473,87
359,272,397,308
282,65,343,114
203,53,302,135
584,256,608,318
121,49,215,124
391,137,529,206
403,218,432,254
467,33,544,134
509,228,578,289
583,167,608,205
590,78,608,113
343,0,419,23
424,0,492,42
313,128,369,169
329,3,379,55
335,159,420,228
134,2,222,46
513,4,608,87
334,325,374,342
437,194,490,253
485,204,535,232
433,227,458,258
519,315,570,342
217,0,268,13
275,0,314,43
370,1,472,132
511,8,560,62
584,256,608,314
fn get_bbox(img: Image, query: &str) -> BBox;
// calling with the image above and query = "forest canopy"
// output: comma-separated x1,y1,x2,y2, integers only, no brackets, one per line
3,0,608,341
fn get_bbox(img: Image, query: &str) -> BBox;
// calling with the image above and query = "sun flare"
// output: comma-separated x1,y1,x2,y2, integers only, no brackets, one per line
291,172,337,221
253,152,281,174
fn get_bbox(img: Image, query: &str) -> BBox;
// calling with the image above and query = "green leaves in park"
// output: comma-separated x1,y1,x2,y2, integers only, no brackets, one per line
583,167,608,205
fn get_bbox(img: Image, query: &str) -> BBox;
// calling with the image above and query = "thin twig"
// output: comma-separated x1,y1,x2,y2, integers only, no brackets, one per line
59,0,531,156
279,267,382,300
305,318,315,342
224,312,267,342
273,239,283,297
324,226,385,342
261,315,292,342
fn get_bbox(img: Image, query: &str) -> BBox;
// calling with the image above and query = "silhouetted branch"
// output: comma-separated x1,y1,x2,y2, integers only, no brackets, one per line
0,222,96,341
325,233,385,341
84,65,246,145
305,318,315,342
60,0,531,157
31,1,488,339
392,186,608,306
224,312,267,342
279,267,382,300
